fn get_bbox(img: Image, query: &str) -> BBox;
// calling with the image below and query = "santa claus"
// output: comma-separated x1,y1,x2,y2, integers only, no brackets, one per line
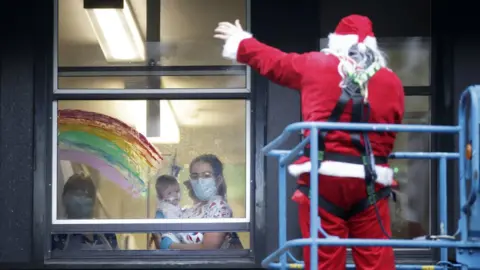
214,14,404,270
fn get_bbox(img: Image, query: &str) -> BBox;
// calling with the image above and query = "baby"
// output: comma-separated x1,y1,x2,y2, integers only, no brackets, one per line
155,175,182,219
155,175,204,245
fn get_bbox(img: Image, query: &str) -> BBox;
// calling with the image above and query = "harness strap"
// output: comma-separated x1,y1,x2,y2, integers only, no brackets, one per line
314,90,370,155
297,185,393,220
299,60,386,220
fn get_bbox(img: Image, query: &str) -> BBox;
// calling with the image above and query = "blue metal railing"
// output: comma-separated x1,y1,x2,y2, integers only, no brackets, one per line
261,85,480,269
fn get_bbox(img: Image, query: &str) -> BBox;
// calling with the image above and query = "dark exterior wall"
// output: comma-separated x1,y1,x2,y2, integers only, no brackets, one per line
251,1,319,260
450,37,478,260
0,1,35,264
0,1,52,266
319,0,430,37
449,1,480,261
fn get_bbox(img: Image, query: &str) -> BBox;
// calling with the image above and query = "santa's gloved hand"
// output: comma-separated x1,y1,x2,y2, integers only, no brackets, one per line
214,19,246,41
214,19,252,60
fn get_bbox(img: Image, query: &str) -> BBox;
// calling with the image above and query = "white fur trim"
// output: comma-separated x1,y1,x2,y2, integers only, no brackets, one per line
327,33,386,67
288,161,394,186
222,31,253,60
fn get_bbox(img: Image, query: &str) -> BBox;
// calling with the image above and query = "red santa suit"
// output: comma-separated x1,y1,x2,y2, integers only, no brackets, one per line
216,15,404,270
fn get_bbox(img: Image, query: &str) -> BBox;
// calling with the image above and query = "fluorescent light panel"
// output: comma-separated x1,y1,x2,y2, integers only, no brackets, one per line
134,100,180,145
85,0,145,62
148,100,180,144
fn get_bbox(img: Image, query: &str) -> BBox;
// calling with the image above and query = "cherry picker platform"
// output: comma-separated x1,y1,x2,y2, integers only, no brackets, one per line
261,86,480,269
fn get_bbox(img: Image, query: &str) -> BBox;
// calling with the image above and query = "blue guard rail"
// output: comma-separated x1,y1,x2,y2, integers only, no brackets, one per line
261,85,480,270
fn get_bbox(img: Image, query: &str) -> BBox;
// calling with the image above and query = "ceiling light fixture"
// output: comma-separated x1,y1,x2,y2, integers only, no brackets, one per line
85,0,145,62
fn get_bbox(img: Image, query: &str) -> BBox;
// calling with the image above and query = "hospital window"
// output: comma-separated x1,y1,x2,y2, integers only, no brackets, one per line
318,0,433,263
50,0,253,260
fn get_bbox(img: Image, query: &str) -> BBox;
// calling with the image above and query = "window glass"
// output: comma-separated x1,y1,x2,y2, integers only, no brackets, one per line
58,75,246,89
389,96,431,239
50,232,250,252
57,0,247,67
319,37,431,86
56,100,248,221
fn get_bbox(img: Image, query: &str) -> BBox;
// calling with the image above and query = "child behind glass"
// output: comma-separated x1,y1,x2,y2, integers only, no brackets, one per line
155,175,203,245
155,175,183,219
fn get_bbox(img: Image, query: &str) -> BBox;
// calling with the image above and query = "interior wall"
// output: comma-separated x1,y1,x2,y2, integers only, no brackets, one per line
57,100,246,165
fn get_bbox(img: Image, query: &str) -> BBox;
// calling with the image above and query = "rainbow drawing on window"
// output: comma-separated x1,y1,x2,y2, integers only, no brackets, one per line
57,109,163,197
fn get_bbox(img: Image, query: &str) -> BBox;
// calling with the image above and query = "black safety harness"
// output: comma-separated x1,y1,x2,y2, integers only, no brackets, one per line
297,62,396,221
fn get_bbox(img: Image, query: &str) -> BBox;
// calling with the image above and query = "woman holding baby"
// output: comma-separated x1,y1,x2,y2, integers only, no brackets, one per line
154,154,242,250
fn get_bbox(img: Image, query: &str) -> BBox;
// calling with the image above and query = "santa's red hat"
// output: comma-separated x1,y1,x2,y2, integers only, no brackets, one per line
327,14,379,55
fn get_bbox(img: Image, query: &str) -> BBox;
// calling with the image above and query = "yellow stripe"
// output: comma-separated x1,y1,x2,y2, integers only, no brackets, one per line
288,264,304,269
421,266,435,270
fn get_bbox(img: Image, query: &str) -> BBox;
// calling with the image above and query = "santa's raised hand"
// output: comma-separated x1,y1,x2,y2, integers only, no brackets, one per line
214,19,252,60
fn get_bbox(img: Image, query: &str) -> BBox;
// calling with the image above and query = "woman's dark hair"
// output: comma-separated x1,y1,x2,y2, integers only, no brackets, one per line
184,154,227,200
190,154,224,177
62,173,96,199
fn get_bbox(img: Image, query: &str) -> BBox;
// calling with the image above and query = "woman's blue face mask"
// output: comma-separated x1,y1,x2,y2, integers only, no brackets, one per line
190,177,218,201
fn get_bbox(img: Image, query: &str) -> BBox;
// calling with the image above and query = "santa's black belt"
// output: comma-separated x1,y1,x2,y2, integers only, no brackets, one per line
297,184,393,220
302,149,388,165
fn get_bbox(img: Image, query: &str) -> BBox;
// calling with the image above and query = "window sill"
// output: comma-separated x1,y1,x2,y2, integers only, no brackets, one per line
50,248,251,258
45,257,257,269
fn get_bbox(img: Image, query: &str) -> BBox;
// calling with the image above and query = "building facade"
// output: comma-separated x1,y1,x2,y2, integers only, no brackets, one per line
0,0,476,268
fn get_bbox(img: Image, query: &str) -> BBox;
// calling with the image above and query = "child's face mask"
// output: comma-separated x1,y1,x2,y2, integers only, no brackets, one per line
63,193,94,219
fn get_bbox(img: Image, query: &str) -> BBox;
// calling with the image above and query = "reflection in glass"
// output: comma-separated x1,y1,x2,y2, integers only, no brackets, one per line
51,232,119,251
58,75,246,89
56,100,247,220
58,0,247,67
51,232,250,251
319,37,431,86
389,96,431,239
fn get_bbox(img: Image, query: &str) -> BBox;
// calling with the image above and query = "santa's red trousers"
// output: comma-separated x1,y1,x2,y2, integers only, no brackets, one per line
293,173,395,270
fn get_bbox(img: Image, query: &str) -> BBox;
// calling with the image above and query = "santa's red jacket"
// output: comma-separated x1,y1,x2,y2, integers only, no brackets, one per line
235,38,404,187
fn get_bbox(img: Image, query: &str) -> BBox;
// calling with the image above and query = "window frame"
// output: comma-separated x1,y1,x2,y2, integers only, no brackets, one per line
42,0,258,262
